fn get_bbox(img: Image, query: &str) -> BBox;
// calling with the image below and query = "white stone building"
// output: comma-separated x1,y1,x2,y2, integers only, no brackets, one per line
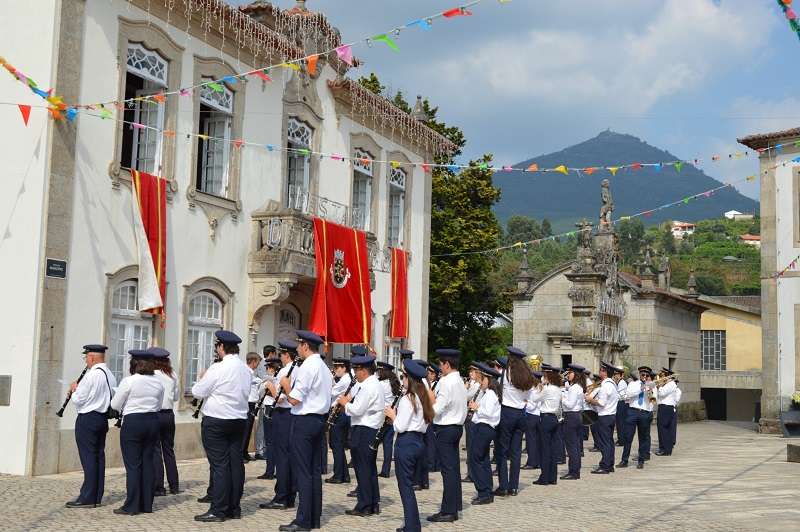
0,0,454,475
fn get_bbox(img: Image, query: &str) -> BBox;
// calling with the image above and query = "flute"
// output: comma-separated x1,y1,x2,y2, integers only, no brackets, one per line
56,366,88,417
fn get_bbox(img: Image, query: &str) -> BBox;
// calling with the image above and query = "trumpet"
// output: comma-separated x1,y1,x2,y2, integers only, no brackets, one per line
653,373,678,387
585,381,602,394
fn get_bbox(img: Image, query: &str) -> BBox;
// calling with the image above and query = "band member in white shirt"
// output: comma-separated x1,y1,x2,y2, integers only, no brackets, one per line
561,364,586,480
462,363,482,482
496,347,535,497
656,368,679,456
412,359,432,491
383,359,433,532
327,357,353,484
111,349,164,515
530,369,563,485
618,366,655,469
65,344,117,509
671,380,682,449
522,370,542,470
191,330,251,522
243,352,263,461
584,362,619,474
258,354,281,480
468,362,502,505
613,366,628,446
338,354,384,516
427,349,468,523
151,348,180,496
377,361,402,478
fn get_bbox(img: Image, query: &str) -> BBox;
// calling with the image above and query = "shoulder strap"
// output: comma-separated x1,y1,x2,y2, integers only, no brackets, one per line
95,367,114,400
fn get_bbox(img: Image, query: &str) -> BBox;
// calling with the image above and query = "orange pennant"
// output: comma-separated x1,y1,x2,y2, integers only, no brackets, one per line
307,55,319,76
583,167,596,175
526,163,539,172
233,138,244,149
152,93,166,104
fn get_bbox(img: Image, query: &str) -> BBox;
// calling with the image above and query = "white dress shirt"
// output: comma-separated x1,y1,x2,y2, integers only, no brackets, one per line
432,371,468,426
466,380,481,399
593,378,619,416
501,372,530,409
380,378,396,407
625,380,655,412
530,384,561,414
617,379,628,403
345,374,385,429
260,374,276,407
657,380,679,406
525,389,541,415
331,373,352,403
111,373,164,417
472,389,501,428
192,353,251,419
274,363,293,408
394,394,427,434
562,383,585,412
289,353,333,416
71,363,117,415
154,370,178,410
674,386,682,406
248,368,263,403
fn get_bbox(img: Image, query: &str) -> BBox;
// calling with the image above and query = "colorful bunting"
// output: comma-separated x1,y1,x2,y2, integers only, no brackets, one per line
776,0,800,42
306,55,319,76
17,104,31,125
675,161,684,172
278,62,301,71
608,166,619,176
372,34,400,52
555,165,569,175
251,70,272,82
443,7,472,17
335,45,353,66
526,163,539,172
207,82,224,93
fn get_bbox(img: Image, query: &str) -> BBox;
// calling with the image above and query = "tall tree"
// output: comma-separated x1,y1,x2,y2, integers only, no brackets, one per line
504,215,542,246
617,218,645,265
541,218,553,237
358,72,385,96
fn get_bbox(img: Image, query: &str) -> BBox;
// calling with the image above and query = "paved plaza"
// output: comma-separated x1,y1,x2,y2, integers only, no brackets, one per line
1,421,797,531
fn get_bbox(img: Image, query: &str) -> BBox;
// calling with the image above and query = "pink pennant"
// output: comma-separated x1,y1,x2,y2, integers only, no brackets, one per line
132,122,145,129
422,163,431,173
179,88,191,97
232,139,244,149
502,166,513,172
335,45,353,66
330,153,344,161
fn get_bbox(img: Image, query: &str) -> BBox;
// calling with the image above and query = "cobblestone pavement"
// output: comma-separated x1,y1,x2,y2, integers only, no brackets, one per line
1,421,797,531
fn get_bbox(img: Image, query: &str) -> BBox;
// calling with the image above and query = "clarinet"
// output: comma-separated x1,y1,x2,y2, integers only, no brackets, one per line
370,389,404,451
465,388,482,423
56,366,88,417
325,376,358,433
263,356,299,421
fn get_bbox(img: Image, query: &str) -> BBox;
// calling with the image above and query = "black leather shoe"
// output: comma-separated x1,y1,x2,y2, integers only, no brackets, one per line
325,477,345,484
169,488,183,494
113,508,139,516
279,524,311,532
617,461,629,468
557,460,566,465
153,488,167,497
654,450,671,456
471,496,494,505
589,447,600,452
591,469,610,475
65,500,96,508
532,479,548,485
412,484,429,491
258,472,275,480
197,494,212,503
636,462,644,469
259,501,289,510
243,454,252,462
521,464,538,470
508,489,519,496
345,508,372,517
194,511,225,522
226,509,242,519
427,513,457,522
461,476,472,483
493,488,509,497
378,472,390,478
254,453,264,460
346,489,358,497
373,504,381,515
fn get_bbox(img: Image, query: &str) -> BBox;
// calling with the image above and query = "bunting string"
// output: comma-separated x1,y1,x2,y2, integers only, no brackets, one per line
775,252,800,279
776,0,800,41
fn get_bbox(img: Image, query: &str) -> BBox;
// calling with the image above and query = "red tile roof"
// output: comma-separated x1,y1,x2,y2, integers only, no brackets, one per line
738,127,800,150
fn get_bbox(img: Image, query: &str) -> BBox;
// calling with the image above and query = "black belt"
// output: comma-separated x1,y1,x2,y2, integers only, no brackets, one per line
159,409,173,413
501,405,524,411
298,413,326,419
541,412,557,417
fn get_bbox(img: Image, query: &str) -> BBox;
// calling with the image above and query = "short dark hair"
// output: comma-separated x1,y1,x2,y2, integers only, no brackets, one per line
221,343,240,355
263,345,276,357
246,352,262,364
130,358,155,376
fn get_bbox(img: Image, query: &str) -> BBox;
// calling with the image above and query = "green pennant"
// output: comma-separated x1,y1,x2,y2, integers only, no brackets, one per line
372,33,400,52
682,197,690,205
675,161,684,172
207,82,224,93
478,163,489,170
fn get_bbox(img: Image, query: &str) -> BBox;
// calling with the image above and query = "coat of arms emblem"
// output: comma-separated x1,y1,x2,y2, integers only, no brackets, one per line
330,248,351,289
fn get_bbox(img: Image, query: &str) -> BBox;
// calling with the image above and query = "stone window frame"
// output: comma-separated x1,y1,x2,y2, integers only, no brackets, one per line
186,56,246,233
281,100,323,209
178,277,235,406
109,17,183,197
350,132,383,236
385,151,413,249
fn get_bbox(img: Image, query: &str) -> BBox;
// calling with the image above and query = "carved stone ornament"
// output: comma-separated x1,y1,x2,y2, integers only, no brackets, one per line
109,162,178,201
568,286,595,307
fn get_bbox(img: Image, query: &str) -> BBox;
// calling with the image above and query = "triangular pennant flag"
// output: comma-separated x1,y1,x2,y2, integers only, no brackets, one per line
152,93,166,104
502,166,513,172
307,55,319,76
335,45,353,66
421,163,432,173
584,167,596,175
608,166,619,176
406,18,431,30
746,175,756,182
443,7,472,18
654,163,662,172
99,108,112,120
252,70,272,82
675,161,684,172
644,210,653,218
391,161,401,169
620,216,631,221
232,139,244,149
180,88,192,96
207,82,224,93
478,162,489,170
631,162,642,170
554,165,569,175
162,130,176,138
372,34,400,52
526,163,539,172
222,75,238,84
682,197,690,205
279,62,301,72
17,104,31,126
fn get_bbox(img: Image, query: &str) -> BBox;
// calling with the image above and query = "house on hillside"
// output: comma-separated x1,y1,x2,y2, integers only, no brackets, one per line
739,234,761,249
672,221,696,239
724,210,754,221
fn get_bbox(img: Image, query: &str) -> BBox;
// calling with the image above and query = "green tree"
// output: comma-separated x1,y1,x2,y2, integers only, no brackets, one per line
659,224,676,254
541,218,553,237
504,215,542,246
358,72,385,96
695,275,728,296
617,218,645,265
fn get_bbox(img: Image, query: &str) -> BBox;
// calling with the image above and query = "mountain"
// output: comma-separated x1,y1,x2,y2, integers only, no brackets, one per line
493,131,759,232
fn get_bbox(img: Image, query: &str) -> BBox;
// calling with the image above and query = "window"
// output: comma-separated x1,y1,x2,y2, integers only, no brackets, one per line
701,330,726,370
351,148,373,231
109,280,153,382
278,305,301,342
388,167,406,248
121,43,168,174
196,80,233,197
287,118,313,210
383,313,403,370
668,354,677,372
184,292,223,393
560,354,572,369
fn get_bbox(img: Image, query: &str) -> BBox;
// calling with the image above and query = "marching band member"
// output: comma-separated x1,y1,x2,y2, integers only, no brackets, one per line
259,341,298,511
522,370,542,470
424,363,441,476
339,354,384,517
427,349,468,523
495,347,535,497
384,359,433,532
326,357,352,484
151,348,180,496
672,380,682,449
613,366,628,446
462,363,482,483
257,355,281,480
655,368,679,456
255,345,277,461
377,361,402,478
468,362,501,505
111,349,164,516
549,366,566,466
65,344,117,509
412,360,431,491
491,357,508,471
243,352,263,461
192,330,251,522
581,369,594,452
531,368,562,485
279,330,332,532
618,366,655,469
584,362,619,474
561,364,585,480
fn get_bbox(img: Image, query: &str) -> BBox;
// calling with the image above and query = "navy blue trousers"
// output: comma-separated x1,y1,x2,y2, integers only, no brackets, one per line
271,408,296,505
536,413,558,484
425,425,438,471
464,420,474,478
329,412,350,481
413,438,429,488
380,425,395,476
320,428,328,475
433,424,463,515
243,402,257,457
497,406,526,491
261,414,275,477
621,407,652,463
469,422,496,499
351,425,380,512
555,420,566,462
563,411,582,477
616,402,629,443
153,410,179,492
669,406,678,448
596,414,616,471
201,416,247,516
524,413,541,468
657,404,675,454
395,432,424,532
290,414,325,529
121,412,159,513
75,411,108,504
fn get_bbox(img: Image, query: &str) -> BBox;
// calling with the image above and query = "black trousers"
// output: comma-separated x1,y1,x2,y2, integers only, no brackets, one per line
563,411,582,477
262,412,275,477
657,404,676,454
536,413,559,484
616,402,629,443
395,432,424,532
120,412,159,513
271,408,296,505
243,402,257,457
524,413,541,467
290,414,325,529
469,422,496,499
555,420,566,462
432,424,463,515
464,420,474,478
621,407,652,463
596,414,616,471
497,405,525,491
329,413,350,481
350,425,380,512
380,425,395,476
201,416,247,516
75,411,109,504
154,409,179,492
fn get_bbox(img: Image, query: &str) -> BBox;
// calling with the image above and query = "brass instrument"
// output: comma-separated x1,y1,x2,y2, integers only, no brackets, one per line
653,373,678,387
585,381,602,394
264,355,300,420
527,354,543,372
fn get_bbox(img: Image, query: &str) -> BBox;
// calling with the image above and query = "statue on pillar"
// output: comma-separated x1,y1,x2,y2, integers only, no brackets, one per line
599,179,614,227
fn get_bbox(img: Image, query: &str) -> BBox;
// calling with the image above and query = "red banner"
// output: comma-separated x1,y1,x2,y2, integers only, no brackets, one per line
131,170,167,320
308,217,372,344
390,247,409,338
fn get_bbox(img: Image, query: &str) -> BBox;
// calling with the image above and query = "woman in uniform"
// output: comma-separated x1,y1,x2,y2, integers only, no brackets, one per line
151,348,179,496
384,359,433,532
110,349,164,515
530,368,562,486
561,364,586,480
377,362,402,478
468,362,501,505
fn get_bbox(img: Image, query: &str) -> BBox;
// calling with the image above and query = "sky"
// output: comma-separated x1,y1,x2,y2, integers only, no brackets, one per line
228,0,800,200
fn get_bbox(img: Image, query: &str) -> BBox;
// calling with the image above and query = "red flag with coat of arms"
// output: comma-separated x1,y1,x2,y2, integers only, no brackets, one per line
308,217,372,344
390,247,409,338
130,170,167,321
